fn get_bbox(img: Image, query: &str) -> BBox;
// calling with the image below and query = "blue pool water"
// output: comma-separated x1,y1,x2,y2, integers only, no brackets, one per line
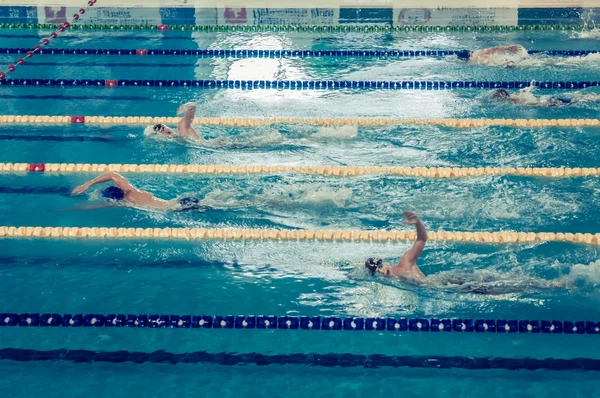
1,10,600,397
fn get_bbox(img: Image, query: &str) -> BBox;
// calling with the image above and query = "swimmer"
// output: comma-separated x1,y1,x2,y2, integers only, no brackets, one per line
456,45,529,67
364,211,568,294
491,88,574,107
70,172,210,211
148,102,206,142
365,211,427,282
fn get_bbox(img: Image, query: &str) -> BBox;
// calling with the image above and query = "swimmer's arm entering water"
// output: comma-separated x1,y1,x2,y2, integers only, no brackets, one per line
70,172,137,195
396,211,427,280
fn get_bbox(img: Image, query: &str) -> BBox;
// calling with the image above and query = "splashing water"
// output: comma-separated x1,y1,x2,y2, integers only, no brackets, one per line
571,28,600,39
567,260,600,286
514,52,600,69
309,125,359,140
257,184,354,209
486,84,600,107
570,9,598,38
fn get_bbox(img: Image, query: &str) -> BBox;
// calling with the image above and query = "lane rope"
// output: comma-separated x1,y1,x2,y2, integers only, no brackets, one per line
2,348,600,370
1,313,597,334
1,115,599,128
2,163,599,178
0,23,593,33
1,226,598,244
1,48,597,58
1,78,597,89
0,0,98,80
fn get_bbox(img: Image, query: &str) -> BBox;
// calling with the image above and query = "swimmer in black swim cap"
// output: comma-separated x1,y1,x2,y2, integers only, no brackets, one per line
71,171,211,211
459,45,528,67
102,185,125,201
490,88,575,107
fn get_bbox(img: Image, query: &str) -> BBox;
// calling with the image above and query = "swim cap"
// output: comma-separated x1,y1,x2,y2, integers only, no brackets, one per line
102,186,125,201
455,50,471,61
492,88,510,99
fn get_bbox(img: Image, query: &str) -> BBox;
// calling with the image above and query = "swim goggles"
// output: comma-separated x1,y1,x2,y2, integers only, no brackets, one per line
366,258,384,268
153,124,171,134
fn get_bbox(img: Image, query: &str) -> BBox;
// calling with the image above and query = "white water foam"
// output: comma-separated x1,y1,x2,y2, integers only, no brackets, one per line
514,52,600,69
257,184,354,209
570,28,600,39
567,260,600,286
309,125,358,140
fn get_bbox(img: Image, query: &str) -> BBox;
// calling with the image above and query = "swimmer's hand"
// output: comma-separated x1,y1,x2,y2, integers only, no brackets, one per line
404,211,420,224
177,102,196,116
71,183,90,195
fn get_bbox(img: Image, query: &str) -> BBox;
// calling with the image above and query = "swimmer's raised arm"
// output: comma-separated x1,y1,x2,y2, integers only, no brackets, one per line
398,211,428,266
71,172,137,195
177,102,197,130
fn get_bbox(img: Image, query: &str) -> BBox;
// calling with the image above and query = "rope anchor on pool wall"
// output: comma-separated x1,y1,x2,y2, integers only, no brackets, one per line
0,0,97,80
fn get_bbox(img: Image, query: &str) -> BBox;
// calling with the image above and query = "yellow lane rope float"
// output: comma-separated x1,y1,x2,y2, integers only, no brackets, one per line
1,226,598,245
4,163,599,177
1,115,599,128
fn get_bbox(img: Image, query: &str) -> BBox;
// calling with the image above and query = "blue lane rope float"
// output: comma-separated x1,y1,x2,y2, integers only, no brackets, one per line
0,48,597,58
3,348,600,370
1,313,598,335
0,78,597,90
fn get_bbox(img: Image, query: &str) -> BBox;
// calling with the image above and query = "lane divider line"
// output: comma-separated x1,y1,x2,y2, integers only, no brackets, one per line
1,313,597,334
0,0,98,79
1,226,598,244
1,163,598,177
2,348,600,370
0,23,593,33
0,48,597,58
0,78,597,89
0,115,598,128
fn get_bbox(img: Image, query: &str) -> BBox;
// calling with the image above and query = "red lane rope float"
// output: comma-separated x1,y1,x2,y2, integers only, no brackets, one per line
0,0,98,80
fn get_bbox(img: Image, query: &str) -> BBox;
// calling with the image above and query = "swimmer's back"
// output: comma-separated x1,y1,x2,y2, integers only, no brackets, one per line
470,45,528,64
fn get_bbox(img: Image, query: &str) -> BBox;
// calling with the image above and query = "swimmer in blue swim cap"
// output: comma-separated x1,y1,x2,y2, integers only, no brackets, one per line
365,211,427,282
147,102,206,142
71,171,210,211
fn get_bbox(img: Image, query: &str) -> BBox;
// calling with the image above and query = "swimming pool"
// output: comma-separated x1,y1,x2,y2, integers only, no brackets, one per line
1,3,600,397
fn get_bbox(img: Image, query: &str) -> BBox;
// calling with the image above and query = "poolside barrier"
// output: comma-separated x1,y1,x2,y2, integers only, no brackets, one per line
0,313,597,334
0,78,597,89
0,115,598,128
0,1,97,80
1,163,598,178
0,23,593,33
1,48,596,58
0,226,598,244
